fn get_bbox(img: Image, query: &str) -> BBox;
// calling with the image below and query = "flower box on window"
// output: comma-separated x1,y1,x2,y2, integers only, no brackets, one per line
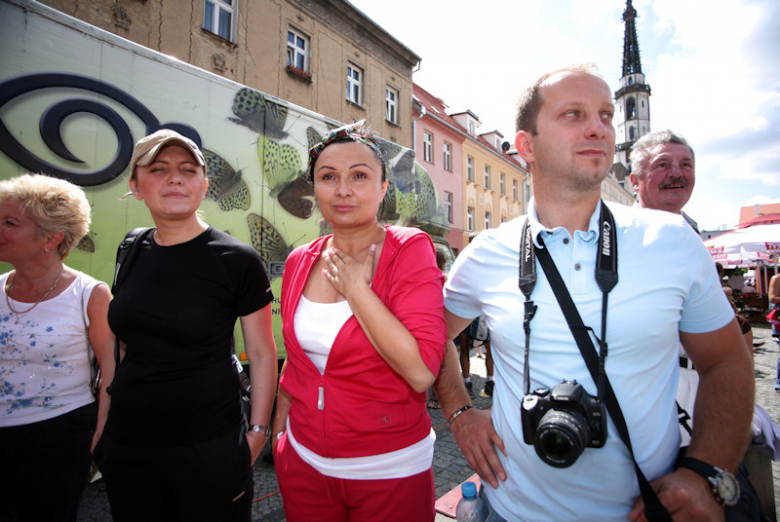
286,65,311,81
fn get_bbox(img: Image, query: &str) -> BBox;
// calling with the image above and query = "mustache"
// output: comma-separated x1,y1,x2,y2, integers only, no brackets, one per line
659,177,690,189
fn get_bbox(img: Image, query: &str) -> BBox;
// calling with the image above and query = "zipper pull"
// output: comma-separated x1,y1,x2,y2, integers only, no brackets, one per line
318,386,324,411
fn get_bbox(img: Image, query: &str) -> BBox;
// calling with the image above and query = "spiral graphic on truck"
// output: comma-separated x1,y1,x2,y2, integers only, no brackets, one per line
0,72,200,186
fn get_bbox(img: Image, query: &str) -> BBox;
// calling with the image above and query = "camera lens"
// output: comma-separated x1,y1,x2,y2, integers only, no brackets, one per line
534,409,590,468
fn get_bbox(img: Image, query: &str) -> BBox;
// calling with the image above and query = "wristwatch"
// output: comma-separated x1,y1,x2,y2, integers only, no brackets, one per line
677,456,740,506
248,425,272,437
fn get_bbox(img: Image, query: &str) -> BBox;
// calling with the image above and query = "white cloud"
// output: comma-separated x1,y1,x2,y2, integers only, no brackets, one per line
685,195,742,231
721,149,780,185
745,195,780,206
350,0,779,230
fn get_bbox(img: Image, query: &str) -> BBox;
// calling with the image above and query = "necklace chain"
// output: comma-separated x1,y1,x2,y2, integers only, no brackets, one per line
5,267,65,324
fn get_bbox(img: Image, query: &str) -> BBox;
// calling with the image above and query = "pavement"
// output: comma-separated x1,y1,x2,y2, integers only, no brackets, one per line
14,326,780,521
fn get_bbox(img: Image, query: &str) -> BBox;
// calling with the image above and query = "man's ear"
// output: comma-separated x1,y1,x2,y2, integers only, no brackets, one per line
629,173,639,191
515,131,535,165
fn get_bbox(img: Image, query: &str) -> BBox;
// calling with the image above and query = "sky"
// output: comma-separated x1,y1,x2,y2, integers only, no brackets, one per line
349,0,780,231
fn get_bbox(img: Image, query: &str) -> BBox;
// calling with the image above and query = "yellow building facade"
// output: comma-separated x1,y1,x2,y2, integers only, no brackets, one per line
37,0,420,147
453,112,530,246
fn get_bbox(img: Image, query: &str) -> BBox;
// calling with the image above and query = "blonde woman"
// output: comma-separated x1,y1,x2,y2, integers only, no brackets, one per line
0,174,111,522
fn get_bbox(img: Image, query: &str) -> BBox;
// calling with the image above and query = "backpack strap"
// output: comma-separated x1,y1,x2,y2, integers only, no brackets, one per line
107,227,154,393
112,227,154,294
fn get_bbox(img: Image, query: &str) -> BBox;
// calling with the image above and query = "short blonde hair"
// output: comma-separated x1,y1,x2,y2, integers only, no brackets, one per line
0,174,91,259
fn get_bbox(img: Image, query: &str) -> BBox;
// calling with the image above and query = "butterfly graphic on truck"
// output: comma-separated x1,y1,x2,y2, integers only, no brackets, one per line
247,213,293,278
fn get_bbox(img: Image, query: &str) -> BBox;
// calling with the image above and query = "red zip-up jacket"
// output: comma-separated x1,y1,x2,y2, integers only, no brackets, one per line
280,226,447,458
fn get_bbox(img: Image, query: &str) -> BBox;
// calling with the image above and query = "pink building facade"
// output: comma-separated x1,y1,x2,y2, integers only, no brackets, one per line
413,84,467,254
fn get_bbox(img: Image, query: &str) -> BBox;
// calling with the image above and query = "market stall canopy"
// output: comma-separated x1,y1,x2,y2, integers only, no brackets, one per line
705,223,780,255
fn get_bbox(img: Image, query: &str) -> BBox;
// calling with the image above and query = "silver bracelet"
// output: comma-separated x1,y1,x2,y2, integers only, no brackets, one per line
447,404,473,426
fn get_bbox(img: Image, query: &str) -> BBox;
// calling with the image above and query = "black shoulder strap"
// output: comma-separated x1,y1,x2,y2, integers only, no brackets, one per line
107,227,154,390
112,227,154,294
536,247,672,522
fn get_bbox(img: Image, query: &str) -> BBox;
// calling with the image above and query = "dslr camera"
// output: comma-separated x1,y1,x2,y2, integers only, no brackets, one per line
521,380,606,468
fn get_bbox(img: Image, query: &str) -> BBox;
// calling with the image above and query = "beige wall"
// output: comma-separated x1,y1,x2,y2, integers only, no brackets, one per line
601,174,635,206
37,0,418,147
461,138,528,245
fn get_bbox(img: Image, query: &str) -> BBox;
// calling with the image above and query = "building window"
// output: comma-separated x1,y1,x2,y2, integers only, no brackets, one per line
444,191,453,223
466,156,474,182
499,173,506,195
443,142,452,171
485,211,491,229
204,0,235,41
347,63,362,105
484,165,491,189
629,126,635,140
467,207,474,231
500,214,507,224
386,87,398,124
627,97,636,120
287,28,309,73
423,132,433,163
523,181,531,213
468,120,476,137
512,179,519,201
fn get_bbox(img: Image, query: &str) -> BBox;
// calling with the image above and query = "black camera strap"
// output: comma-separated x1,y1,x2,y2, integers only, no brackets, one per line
519,202,671,522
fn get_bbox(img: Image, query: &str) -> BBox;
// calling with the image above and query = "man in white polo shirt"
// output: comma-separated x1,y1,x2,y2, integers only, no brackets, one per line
434,64,753,521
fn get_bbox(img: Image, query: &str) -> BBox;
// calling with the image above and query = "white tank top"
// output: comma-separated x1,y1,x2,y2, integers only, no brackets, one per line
290,294,435,479
0,271,104,427
294,294,352,374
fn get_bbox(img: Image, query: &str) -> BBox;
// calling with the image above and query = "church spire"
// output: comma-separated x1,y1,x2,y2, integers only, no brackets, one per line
622,0,643,76
614,0,651,194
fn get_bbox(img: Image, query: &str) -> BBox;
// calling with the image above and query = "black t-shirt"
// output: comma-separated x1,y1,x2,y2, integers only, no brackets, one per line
106,227,272,446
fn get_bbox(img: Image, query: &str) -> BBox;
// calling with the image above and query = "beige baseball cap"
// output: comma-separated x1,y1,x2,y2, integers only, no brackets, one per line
129,129,206,174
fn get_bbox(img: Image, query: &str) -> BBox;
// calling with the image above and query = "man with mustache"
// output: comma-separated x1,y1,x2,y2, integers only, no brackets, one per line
630,130,705,446
434,65,753,521
629,130,698,232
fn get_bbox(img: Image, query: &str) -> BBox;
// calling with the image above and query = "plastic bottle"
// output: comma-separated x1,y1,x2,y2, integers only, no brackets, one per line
456,481,487,522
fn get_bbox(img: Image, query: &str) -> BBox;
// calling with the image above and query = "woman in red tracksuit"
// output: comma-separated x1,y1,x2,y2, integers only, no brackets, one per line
272,121,447,522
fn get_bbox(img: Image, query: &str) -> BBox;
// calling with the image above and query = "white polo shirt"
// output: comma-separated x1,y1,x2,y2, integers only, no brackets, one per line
444,199,734,521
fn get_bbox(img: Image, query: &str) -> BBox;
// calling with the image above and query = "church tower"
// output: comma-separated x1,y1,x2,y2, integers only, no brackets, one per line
614,0,651,181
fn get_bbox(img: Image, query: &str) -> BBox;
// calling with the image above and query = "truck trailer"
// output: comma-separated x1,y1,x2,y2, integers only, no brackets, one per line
0,0,453,358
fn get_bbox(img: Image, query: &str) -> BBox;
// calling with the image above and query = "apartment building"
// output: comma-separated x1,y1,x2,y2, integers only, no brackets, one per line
458,117,529,245
412,85,466,253
37,0,421,147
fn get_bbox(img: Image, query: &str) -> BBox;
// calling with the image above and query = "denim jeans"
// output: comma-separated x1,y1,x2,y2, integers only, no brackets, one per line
775,352,780,390
774,320,780,390
479,485,509,522
772,305,780,390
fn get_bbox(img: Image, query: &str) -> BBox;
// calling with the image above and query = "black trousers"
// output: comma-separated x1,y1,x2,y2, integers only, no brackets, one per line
0,402,97,522
93,425,253,522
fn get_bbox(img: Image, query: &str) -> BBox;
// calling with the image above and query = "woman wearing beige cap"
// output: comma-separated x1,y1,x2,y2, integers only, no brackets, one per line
91,129,278,522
